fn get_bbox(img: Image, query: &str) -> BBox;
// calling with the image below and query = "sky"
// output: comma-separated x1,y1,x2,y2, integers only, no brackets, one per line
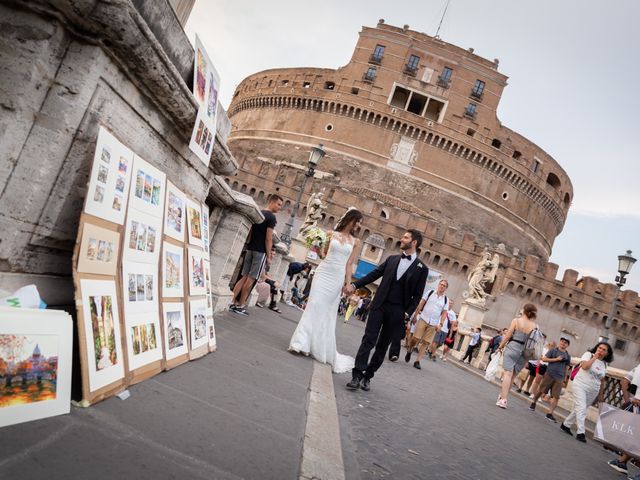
185,0,640,291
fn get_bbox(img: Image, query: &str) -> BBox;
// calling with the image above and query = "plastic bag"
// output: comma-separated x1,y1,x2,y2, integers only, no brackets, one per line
484,351,502,382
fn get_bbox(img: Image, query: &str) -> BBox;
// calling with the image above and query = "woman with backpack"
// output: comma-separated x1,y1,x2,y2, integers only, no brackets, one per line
560,341,613,442
495,303,538,409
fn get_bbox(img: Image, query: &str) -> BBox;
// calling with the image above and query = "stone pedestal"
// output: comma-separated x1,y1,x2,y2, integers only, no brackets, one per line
289,237,321,266
457,300,490,329
208,210,253,314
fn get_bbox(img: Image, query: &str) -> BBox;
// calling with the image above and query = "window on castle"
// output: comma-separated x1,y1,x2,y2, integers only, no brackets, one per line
303,81,311,88
407,92,428,115
614,339,627,352
380,209,389,219
281,80,289,86
407,55,420,70
324,81,335,90
512,150,522,160
351,87,359,95
471,79,485,99
390,87,410,108
491,138,502,149
363,67,377,82
389,85,446,122
437,67,453,88
532,159,541,173
372,45,385,62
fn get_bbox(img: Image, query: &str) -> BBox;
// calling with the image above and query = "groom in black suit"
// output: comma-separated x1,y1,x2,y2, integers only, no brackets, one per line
344,229,429,391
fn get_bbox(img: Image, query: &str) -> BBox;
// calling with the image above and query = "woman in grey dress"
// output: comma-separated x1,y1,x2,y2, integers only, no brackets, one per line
495,304,538,409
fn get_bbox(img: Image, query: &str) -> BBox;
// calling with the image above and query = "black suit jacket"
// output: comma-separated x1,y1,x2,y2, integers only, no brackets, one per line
353,254,429,317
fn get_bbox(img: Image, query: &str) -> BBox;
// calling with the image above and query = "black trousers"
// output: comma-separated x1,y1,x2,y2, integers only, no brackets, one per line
353,303,404,379
463,343,478,363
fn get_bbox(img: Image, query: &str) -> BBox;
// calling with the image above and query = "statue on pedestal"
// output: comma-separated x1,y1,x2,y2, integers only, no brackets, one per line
466,249,500,305
299,192,327,235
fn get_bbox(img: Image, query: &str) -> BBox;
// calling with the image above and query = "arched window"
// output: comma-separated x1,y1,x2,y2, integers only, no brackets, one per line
546,172,561,190
380,209,389,219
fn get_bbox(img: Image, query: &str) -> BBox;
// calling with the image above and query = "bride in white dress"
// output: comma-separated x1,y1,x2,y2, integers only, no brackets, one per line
288,209,363,373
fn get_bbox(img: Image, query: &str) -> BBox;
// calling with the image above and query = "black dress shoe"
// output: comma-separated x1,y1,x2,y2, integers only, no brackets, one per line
360,378,370,391
413,361,421,370
576,433,586,443
405,351,412,363
346,377,361,390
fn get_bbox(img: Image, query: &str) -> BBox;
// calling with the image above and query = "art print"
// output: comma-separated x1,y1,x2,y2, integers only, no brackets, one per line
162,242,184,298
189,299,208,350
189,106,215,166
162,303,188,360
77,223,120,276
84,126,134,224
128,154,166,218
0,307,72,427
164,182,186,242
123,208,163,264
79,280,125,392
124,313,162,371
122,262,158,315
206,312,216,349
186,199,203,246
187,247,206,296
201,203,210,257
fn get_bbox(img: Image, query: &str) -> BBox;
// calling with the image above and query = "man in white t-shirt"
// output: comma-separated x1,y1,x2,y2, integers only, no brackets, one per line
405,279,449,369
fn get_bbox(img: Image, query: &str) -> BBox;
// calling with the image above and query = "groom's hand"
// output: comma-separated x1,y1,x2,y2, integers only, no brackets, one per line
344,283,355,295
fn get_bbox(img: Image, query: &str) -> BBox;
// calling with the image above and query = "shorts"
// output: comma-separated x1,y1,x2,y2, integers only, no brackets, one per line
527,362,547,377
241,250,266,279
434,330,448,346
538,373,564,398
413,321,437,345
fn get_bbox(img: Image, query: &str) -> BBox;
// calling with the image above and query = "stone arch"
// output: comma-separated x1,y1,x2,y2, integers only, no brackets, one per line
257,191,265,203
232,181,239,190
423,251,431,263
386,237,393,249
452,261,460,272
224,177,231,184
249,187,256,196
442,258,450,269
505,282,515,293
516,285,524,296
433,255,441,265
328,216,335,227
630,326,638,339
240,184,247,193
461,265,469,274
543,295,552,306
283,199,291,211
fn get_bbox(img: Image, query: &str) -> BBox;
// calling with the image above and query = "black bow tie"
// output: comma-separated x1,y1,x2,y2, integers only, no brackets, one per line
401,253,412,260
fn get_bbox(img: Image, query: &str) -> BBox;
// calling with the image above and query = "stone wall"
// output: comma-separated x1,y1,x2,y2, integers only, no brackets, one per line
0,0,258,308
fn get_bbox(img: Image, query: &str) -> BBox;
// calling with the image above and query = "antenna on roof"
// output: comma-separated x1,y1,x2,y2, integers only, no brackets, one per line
434,0,452,39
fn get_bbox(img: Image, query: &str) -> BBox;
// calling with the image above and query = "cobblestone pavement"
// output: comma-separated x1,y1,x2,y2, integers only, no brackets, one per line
334,319,623,480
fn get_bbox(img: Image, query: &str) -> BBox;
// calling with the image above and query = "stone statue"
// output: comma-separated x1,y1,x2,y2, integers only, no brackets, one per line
466,249,500,304
300,192,327,234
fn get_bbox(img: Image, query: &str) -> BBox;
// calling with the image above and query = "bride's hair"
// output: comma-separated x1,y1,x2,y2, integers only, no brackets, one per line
334,208,363,235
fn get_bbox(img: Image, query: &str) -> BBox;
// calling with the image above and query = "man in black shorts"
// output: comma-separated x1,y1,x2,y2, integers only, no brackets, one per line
230,194,283,316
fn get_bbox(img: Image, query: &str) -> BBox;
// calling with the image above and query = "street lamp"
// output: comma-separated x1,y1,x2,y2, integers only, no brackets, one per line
280,144,326,245
600,250,636,342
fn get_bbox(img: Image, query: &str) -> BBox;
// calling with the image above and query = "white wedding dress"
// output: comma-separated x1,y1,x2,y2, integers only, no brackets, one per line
288,238,355,373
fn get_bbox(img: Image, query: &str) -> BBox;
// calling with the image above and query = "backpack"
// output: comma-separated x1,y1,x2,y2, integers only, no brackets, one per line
522,326,544,360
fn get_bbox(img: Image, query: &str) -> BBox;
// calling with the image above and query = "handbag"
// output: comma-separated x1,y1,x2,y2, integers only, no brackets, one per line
593,403,640,458
444,336,454,346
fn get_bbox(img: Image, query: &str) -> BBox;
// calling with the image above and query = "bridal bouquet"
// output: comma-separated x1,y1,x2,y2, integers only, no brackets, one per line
302,227,327,260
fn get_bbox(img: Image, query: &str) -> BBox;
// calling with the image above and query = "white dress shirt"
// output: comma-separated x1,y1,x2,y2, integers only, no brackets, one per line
396,252,416,280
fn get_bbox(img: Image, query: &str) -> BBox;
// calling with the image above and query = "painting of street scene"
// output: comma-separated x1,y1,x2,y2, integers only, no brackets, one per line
89,295,118,370
0,334,59,407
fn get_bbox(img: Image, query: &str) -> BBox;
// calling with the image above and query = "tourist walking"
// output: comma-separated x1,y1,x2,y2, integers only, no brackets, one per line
288,209,363,372
487,328,507,363
529,337,571,423
230,194,283,316
462,327,482,363
344,293,360,323
495,304,538,409
344,229,428,391
560,342,613,442
404,279,449,369
435,299,456,361
440,301,458,361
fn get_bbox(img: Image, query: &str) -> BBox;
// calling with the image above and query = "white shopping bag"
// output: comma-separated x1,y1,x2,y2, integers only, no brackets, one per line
484,351,503,382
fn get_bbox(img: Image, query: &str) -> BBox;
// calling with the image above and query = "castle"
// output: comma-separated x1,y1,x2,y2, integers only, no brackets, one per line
225,21,640,369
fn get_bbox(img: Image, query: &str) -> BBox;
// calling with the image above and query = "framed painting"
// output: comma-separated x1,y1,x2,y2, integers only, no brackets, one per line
79,279,125,393
122,207,163,264
84,126,134,224
164,182,186,242
189,299,208,350
129,154,166,219
187,247,206,296
189,106,215,167
0,307,73,427
186,199,203,246
122,261,159,315
201,202,210,258
162,241,184,298
77,223,120,276
124,312,163,371
193,34,220,130
161,302,188,360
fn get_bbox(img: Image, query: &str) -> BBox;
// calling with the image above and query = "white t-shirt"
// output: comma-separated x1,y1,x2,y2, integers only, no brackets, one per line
625,364,640,400
440,310,457,334
574,351,607,391
418,290,448,326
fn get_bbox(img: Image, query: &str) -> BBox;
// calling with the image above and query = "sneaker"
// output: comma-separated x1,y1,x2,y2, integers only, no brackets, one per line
389,355,399,362
545,413,557,423
231,306,249,316
432,355,436,362
529,402,536,411
608,460,628,474
255,302,265,308
413,361,421,370
576,433,586,443
228,303,237,312
560,423,573,436
496,398,507,409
